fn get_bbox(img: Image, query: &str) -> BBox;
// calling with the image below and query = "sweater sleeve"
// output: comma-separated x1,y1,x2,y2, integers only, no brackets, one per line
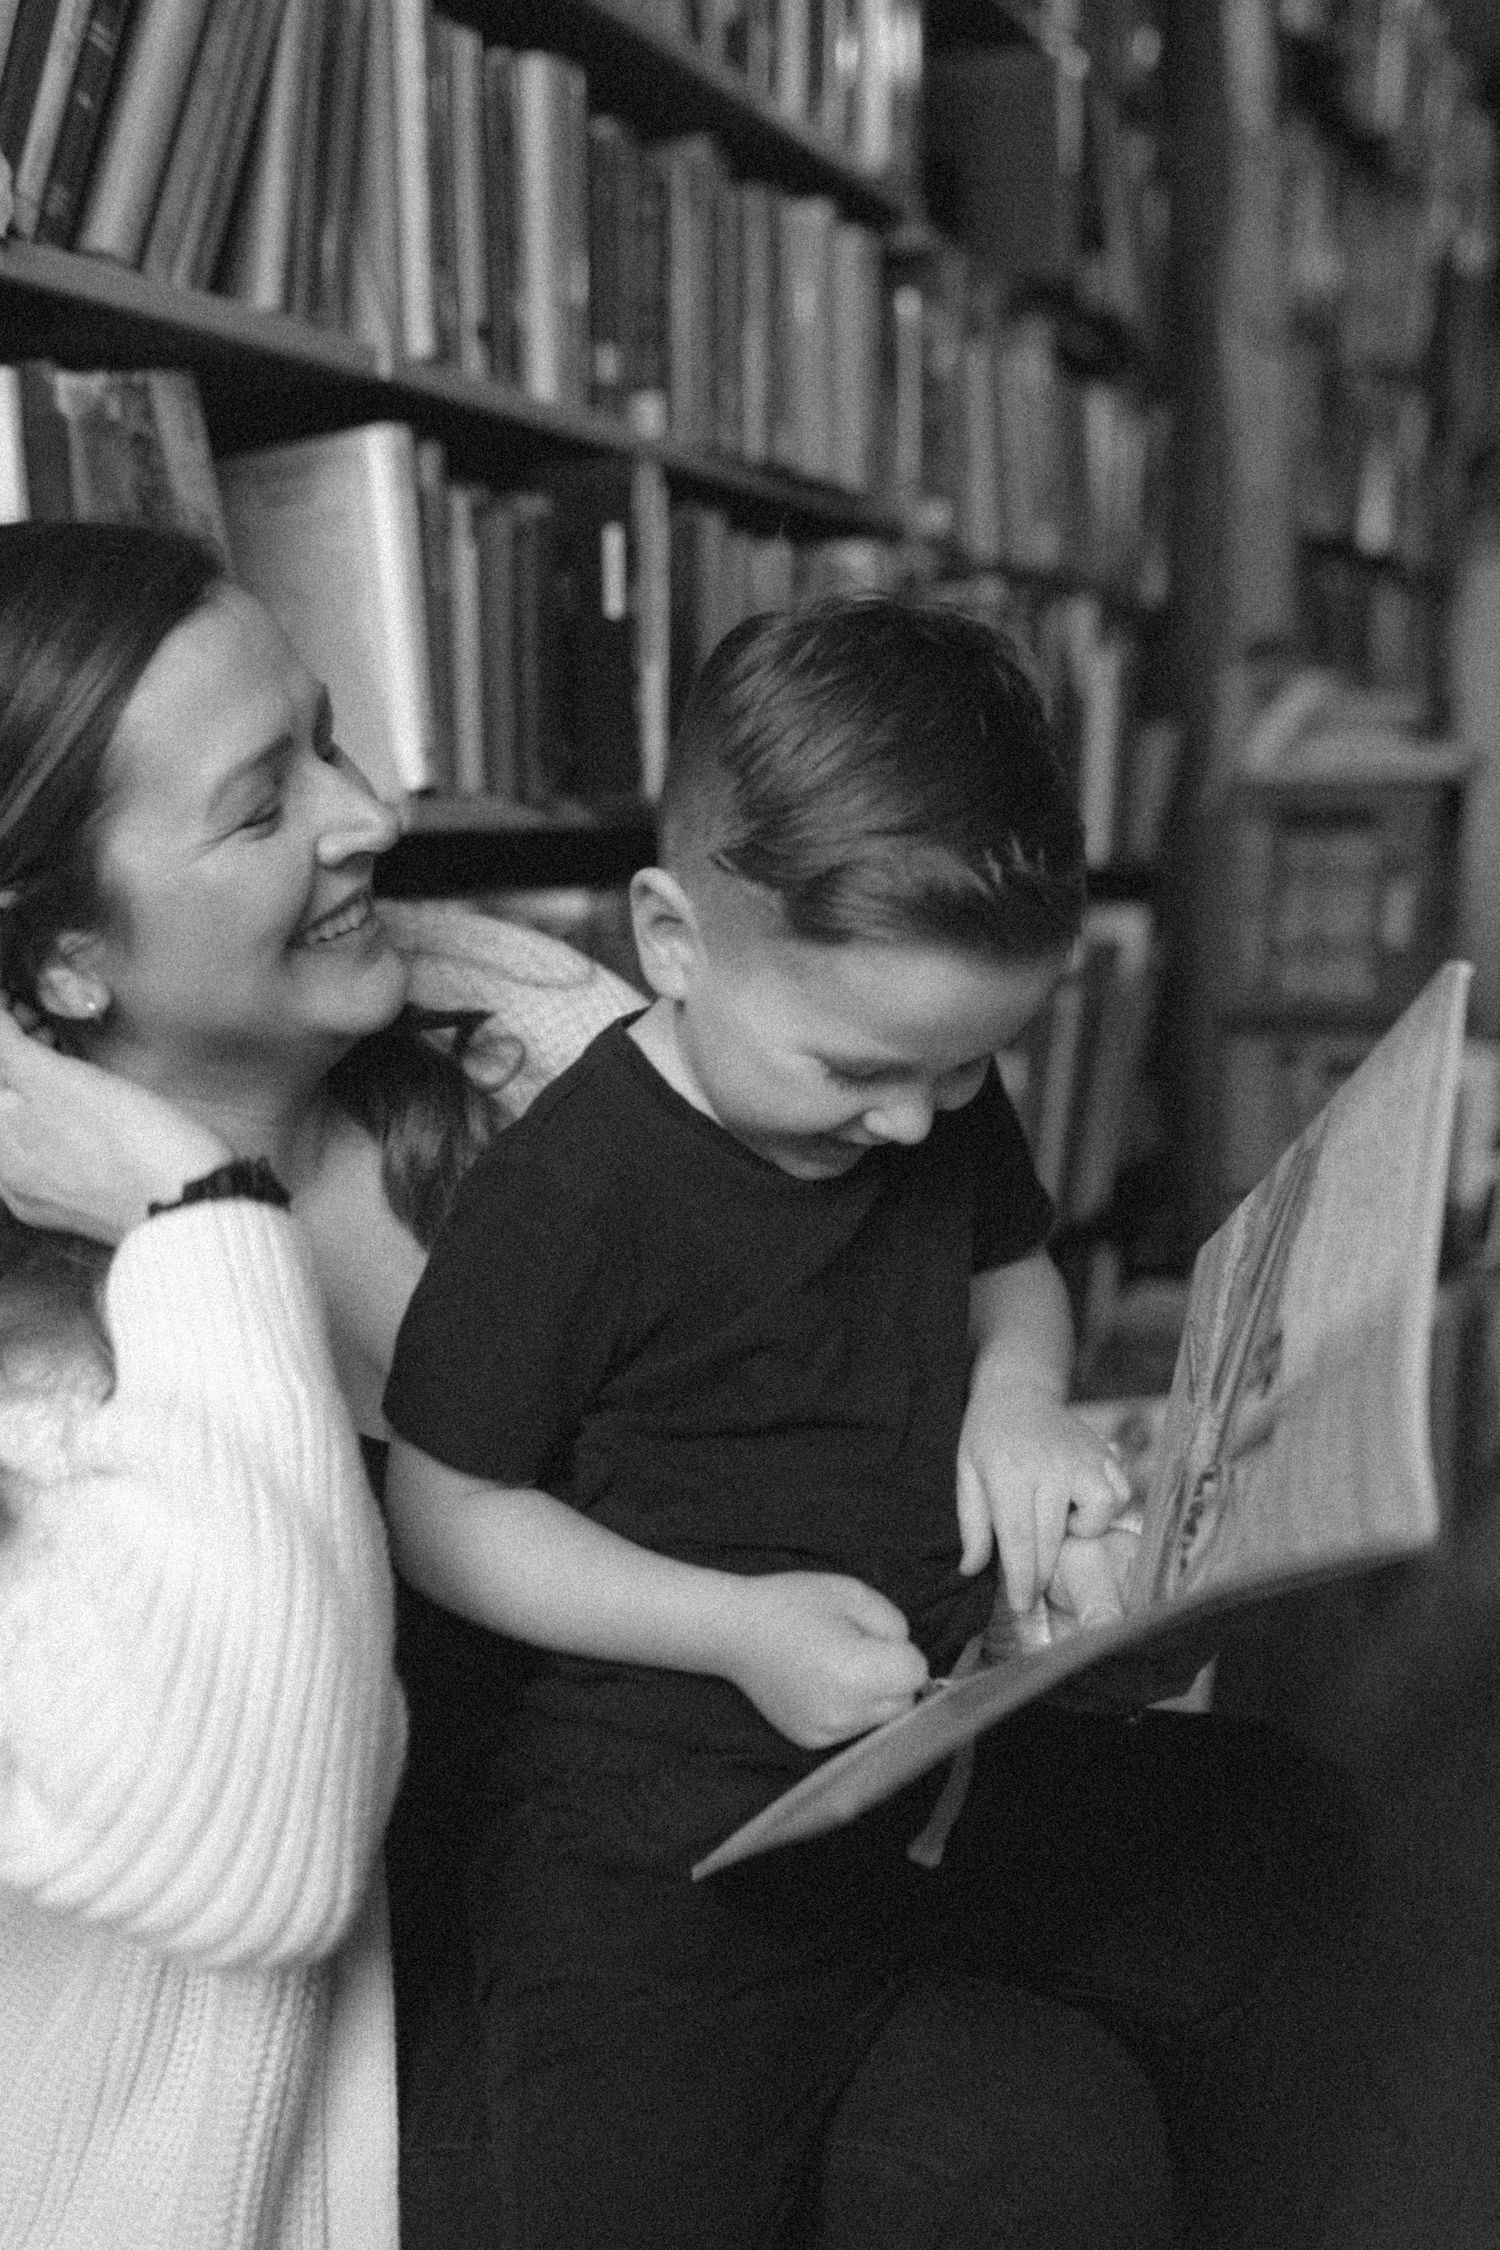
0,1201,407,1971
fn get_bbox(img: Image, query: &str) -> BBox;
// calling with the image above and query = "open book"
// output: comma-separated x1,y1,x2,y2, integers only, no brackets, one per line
693,961,1471,1879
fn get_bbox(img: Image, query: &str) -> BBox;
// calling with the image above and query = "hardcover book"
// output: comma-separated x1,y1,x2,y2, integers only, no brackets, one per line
695,963,1469,1876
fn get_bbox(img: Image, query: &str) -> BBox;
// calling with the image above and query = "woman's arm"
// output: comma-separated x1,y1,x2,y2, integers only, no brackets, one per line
0,1200,406,1969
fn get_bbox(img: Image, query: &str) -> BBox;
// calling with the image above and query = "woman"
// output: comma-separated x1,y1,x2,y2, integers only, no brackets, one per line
0,517,639,2249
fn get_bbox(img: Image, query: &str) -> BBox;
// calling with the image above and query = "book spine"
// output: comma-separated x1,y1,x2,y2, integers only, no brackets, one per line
0,0,65,178
626,143,669,440
346,0,403,363
219,0,311,310
512,51,586,407
772,0,807,124
15,361,72,517
423,8,458,364
738,180,772,464
141,0,267,285
474,491,519,798
284,0,332,320
74,0,213,262
411,437,454,793
0,0,28,96
309,0,371,325
508,490,555,804
633,456,670,801
828,219,878,491
9,0,93,237
389,0,437,359
711,174,743,456
662,136,717,451
31,0,130,246
361,423,437,790
586,112,632,416
446,18,489,379
777,194,834,479
479,43,516,384
444,481,487,796
0,365,26,522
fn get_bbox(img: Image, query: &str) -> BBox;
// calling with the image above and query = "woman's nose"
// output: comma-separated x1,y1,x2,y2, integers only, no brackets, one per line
316,756,401,862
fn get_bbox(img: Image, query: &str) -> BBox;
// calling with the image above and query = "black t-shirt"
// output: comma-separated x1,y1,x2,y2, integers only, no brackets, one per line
384,1014,1053,1854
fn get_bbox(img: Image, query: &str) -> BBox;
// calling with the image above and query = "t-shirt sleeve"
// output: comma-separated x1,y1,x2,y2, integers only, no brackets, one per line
967,1063,1055,1272
383,1145,624,1488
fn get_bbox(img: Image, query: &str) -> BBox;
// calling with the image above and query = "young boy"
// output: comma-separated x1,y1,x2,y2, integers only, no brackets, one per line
379,600,1198,2248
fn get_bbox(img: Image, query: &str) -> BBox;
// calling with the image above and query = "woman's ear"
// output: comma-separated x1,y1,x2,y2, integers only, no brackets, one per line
628,867,702,1001
35,933,110,1024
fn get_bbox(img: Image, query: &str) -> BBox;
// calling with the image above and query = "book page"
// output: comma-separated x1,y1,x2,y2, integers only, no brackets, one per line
693,962,1469,1878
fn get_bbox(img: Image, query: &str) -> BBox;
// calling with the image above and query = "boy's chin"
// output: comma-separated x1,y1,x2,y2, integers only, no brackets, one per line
760,1135,869,1180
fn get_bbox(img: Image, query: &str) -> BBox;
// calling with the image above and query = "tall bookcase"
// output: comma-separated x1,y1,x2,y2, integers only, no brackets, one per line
1158,0,1498,1245
0,0,1177,1261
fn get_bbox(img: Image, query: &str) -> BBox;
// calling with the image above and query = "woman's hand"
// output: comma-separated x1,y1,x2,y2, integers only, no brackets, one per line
0,1006,230,1241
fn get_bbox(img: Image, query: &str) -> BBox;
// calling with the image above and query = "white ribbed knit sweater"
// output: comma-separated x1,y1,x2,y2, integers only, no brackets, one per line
0,1201,407,2249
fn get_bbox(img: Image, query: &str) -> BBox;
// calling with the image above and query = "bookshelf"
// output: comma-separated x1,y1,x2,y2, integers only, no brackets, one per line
0,0,1180,1250
1160,0,1498,1243
0,0,1172,857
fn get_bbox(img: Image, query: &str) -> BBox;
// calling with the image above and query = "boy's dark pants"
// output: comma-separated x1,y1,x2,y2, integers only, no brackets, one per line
394,1705,1361,2249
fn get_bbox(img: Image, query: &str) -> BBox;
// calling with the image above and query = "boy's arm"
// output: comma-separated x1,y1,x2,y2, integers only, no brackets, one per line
383,1437,930,1749
958,1248,1132,1615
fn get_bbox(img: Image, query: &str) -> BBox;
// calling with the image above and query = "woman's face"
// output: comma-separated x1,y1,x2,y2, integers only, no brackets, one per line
84,584,409,1088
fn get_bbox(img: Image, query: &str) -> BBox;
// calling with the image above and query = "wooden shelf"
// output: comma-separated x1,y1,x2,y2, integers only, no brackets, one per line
380,798,656,895
454,0,920,227
0,241,909,537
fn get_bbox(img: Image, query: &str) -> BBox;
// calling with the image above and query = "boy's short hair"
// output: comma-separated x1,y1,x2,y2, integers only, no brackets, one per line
658,597,1086,957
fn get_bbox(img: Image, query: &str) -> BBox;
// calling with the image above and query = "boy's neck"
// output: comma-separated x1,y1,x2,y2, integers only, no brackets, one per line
627,996,709,1118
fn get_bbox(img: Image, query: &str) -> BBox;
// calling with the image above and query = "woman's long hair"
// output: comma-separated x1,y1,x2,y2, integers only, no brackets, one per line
0,521,500,1378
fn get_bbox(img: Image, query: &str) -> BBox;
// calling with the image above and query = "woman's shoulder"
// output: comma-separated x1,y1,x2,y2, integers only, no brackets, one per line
379,900,641,1122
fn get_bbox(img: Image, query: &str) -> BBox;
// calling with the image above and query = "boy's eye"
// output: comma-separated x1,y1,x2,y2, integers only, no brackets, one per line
240,797,283,834
825,1063,895,1089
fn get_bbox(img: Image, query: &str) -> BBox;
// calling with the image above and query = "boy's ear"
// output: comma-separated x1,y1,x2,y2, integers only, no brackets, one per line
628,866,703,1001
35,931,111,1024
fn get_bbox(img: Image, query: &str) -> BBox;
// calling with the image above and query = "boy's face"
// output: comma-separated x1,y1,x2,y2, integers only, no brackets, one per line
638,875,1066,1180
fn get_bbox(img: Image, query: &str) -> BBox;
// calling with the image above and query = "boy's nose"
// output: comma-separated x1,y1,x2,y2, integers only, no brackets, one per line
862,1088,937,1145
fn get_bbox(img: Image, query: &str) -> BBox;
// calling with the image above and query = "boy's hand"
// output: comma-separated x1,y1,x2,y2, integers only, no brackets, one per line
956,1372,1133,1616
720,1572,930,1749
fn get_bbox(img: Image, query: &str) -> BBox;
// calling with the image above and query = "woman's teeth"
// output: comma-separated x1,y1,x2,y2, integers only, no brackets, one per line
297,894,370,946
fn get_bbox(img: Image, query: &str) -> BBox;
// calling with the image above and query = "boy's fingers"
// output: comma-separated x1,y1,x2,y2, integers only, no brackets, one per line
954,1467,993,1575
1067,1471,1125,1539
996,1502,1039,1615
840,1578,912,1642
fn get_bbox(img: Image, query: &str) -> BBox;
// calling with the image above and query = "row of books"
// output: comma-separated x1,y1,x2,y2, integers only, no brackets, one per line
886,239,1169,603
0,359,957,813
1000,897,1160,1230
0,354,1181,862
916,570,1180,870
1281,0,1496,225
925,42,1169,343
623,0,922,186
1281,101,1497,372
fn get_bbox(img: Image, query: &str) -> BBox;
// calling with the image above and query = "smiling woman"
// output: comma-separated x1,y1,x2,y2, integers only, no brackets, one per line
0,518,644,2250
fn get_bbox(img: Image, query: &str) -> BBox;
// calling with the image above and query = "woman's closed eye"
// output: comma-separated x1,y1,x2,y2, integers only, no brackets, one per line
238,792,284,836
